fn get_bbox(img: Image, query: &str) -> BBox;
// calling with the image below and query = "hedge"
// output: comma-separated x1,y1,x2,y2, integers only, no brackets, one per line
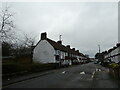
2,62,55,75
109,63,120,79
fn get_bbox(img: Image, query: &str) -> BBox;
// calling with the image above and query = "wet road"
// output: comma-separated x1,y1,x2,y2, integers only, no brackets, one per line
3,63,119,88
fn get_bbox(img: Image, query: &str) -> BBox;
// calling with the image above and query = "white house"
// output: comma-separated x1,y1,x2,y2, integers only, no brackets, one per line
104,43,120,63
33,32,88,66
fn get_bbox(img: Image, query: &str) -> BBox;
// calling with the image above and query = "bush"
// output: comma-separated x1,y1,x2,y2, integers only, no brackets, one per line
109,63,120,69
2,62,55,75
109,63,120,79
3,63,19,74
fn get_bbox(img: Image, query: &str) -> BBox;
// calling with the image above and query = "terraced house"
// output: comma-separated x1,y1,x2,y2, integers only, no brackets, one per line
33,32,88,66
104,43,120,63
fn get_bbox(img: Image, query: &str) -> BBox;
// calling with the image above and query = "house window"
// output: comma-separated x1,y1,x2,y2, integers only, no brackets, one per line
55,55,60,61
65,52,68,56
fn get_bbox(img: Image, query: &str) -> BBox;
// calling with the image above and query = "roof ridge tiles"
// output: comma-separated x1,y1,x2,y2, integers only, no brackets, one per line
46,38,82,55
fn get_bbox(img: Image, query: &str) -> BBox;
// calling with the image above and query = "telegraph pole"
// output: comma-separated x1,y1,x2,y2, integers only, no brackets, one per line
98,44,100,53
98,44,101,62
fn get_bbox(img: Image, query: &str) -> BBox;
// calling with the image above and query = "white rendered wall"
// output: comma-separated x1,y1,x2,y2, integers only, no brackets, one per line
110,47,120,63
55,50,65,59
111,48,118,56
104,54,108,59
33,40,55,63
61,51,65,59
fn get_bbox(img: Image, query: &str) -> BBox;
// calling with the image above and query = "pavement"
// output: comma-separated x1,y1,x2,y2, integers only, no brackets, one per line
2,64,78,87
2,63,120,88
2,69,55,87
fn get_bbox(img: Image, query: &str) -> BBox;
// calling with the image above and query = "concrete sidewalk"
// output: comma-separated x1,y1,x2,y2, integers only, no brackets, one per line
2,70,55,87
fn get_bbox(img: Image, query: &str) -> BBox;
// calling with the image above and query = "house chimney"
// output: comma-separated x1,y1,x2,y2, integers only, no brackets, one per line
41,32,47,40
117,43,120,47
57,41,62,44
66,45,70,48
76,50,79,53
72,48,75,51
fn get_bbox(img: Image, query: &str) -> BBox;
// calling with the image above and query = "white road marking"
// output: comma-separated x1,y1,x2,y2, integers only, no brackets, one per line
91,71,95,79
98,69,101,71
80,71,85,74
96,68,101,71
62,71,66,74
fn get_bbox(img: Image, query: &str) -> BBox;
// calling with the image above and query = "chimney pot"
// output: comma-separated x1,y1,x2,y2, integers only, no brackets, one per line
66,45,70,48
41,32,47,40
72,48,75,51
76,50,79,52
57,41,62,44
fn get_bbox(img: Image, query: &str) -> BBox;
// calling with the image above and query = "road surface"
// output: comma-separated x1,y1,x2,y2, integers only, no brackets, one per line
3,63,119,88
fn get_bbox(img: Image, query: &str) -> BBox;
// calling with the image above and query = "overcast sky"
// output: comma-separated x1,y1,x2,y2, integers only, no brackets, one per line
2,2,118,58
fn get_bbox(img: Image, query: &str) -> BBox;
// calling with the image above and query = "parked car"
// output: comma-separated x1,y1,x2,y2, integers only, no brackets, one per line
94,61,98,64
94,60,100,64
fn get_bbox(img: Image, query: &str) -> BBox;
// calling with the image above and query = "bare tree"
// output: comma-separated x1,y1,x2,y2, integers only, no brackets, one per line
0,4,36,62
22,33,35,48
0,4,15,42
13,32,36,62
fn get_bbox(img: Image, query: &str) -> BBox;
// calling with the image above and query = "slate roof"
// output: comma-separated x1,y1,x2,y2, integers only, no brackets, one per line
47,38,68,52
107,43,120,53
47,38,86,57
34,38,85,56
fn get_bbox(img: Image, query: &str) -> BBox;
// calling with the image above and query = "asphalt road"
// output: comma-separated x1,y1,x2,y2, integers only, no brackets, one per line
3,63,119,88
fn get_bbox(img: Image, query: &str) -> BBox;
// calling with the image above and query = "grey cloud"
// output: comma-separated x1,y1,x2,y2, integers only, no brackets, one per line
5,2,118,57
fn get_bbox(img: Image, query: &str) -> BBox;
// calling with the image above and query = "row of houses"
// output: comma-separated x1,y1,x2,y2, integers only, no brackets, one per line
104,43,120,63
32,32,89,66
